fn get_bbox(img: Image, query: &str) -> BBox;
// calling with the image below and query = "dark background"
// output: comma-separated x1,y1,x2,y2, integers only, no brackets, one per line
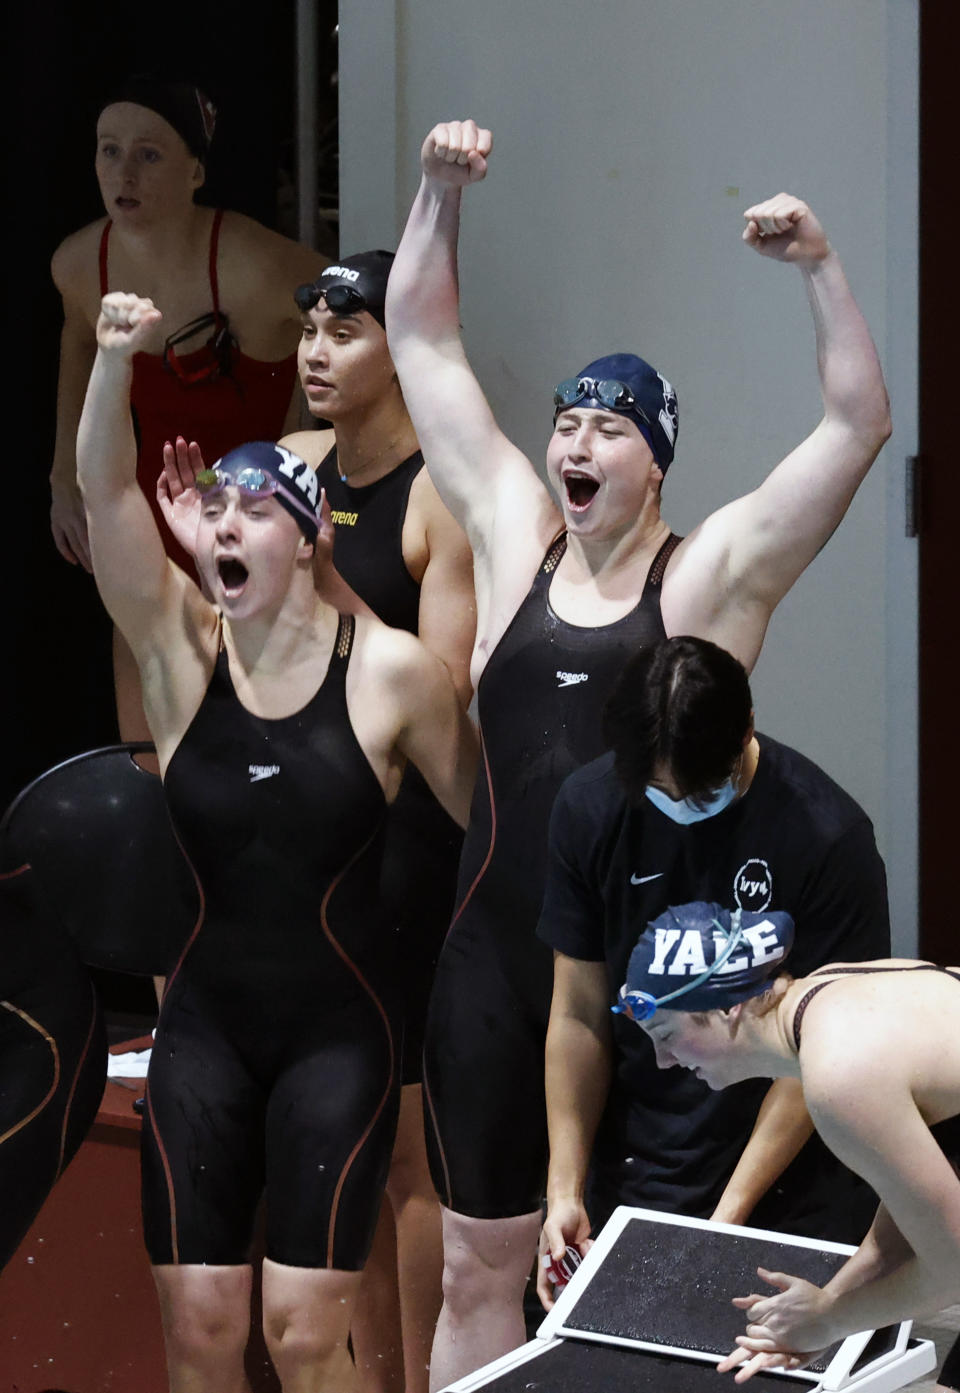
1,0,339,813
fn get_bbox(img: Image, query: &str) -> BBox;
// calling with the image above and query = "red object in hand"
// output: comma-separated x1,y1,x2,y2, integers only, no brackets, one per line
543,1243,583,1289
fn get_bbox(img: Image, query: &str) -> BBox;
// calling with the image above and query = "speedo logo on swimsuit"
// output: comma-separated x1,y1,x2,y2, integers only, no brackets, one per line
330,510,359,526
323,267,360,281
249,764,281,783
557,670,589,688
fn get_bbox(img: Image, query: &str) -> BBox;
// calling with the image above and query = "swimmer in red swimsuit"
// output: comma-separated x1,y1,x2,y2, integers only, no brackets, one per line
50,77,327,748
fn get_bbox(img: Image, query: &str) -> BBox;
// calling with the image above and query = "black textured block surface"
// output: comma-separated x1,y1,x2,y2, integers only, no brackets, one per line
563,1218,848,1370
467,1338,798,1390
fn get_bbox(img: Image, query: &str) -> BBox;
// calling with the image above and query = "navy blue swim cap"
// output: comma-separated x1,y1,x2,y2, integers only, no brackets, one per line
294,250,394,328
554,353,679,474
616,902,794,1019
209,442,321,541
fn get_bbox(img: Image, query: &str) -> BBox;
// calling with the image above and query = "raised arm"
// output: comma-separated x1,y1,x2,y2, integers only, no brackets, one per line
77,293,205,660
386,121,557,574
674,194,891,662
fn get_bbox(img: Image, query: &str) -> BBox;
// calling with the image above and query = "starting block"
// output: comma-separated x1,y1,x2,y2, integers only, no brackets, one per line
442,1207,937,1392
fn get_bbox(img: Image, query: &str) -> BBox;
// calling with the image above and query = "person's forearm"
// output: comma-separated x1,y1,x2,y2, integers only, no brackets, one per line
545,1013,612,1204
801,252,891,450
820,1253,960,1341
712,1078,814,1225
387,177,463,347
77,352,138,502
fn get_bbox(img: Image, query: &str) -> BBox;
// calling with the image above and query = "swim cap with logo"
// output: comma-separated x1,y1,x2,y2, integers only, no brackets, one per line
615,901,794,1020
294,250,394,328
208,442,322,541
554,352,679,473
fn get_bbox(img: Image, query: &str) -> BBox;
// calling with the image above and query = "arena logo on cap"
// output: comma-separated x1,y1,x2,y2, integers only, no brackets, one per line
274,444,319,510
734,858,773,912
646,920,787,978
323,266,360,282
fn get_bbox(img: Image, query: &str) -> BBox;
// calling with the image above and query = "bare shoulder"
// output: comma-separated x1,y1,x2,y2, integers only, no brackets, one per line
51,218,107,305
279,427,336,467
352,615,449,707
799,998,910,1126
219,210,329,289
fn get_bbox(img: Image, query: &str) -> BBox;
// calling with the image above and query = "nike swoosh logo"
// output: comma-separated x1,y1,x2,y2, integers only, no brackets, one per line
630,873,663,885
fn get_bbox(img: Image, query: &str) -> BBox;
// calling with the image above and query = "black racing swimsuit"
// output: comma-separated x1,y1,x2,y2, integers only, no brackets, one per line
142,617,400,1269
424,531,681,1219
791,962,960,1390
317,446,464,1085
0,864,105,1271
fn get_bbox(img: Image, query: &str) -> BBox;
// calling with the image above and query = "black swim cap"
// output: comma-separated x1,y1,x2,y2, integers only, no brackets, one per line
294,250,394,328
102,76,217,161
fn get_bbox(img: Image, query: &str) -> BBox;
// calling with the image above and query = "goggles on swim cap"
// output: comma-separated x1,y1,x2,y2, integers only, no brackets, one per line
199,443,321,540
553,377,654,429
197,466,278,496
294,282,371,318
613,910,748,1022
554,353,678,473
295,250,394,329
613,902,795,1021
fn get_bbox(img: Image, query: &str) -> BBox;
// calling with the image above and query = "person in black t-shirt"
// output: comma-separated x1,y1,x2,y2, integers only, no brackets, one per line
536,636,890,1310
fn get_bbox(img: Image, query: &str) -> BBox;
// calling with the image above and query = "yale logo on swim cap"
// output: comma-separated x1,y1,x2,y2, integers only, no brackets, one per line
658,374,679,447
646,921,786,977
274,443,320,509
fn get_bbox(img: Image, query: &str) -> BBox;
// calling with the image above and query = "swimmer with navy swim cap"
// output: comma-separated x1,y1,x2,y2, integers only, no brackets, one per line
198,441,322,540
387,120,891,1382
553,353,679,476
614,902,795,1023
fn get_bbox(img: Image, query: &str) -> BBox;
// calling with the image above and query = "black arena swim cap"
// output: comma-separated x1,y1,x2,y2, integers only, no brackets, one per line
102,76,217,161
294,250,395,328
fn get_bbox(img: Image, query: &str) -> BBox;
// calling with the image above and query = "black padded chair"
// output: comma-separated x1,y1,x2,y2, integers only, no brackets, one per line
0,744,198,977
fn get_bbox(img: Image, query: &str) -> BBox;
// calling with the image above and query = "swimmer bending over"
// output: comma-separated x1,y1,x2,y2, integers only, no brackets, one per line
617,906,960,1391
385,119,891,1387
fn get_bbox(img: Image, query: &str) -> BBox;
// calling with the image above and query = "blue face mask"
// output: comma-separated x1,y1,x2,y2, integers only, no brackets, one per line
644,778,738,825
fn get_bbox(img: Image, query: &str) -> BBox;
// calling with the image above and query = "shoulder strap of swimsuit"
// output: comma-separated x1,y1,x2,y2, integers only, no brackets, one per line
791,980,834,1050
642,532,683,595
332,613,355,668
209,209,224,314
539,531,568,577
317,442,338,477
98,221,112,297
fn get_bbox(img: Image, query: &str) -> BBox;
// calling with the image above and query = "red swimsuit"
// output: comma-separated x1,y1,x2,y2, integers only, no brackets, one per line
98,211,298,571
